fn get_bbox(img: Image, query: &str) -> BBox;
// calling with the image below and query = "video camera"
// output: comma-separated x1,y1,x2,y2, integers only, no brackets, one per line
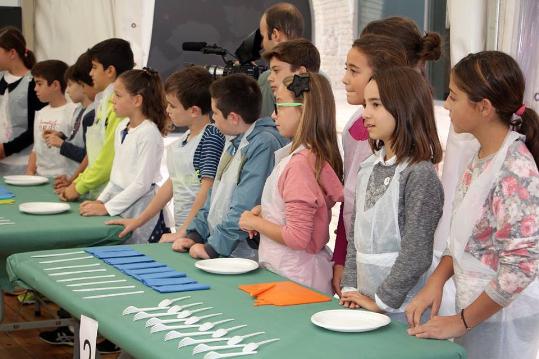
182,29,267,79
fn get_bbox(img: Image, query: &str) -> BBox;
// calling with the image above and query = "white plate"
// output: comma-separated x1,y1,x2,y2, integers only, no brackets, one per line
4,175,49,186
19,202,71,215
195,258,259,275
311,309,391,333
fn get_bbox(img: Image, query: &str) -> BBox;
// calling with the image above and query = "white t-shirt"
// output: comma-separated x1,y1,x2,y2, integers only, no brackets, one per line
98,118,164,216
33,102,78,176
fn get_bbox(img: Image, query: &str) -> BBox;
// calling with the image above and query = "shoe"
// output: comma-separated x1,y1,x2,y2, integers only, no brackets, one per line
17,291,36,305
97,339,121,354
39,326,74,346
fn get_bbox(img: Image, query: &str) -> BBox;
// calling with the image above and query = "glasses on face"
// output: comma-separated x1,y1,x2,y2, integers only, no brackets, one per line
273,102,303,114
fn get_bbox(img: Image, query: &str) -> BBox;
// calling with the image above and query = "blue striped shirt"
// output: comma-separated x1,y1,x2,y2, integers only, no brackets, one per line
185,124,225,179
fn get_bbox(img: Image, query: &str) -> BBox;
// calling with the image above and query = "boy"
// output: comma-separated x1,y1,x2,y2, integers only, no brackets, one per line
60,38,134,201
258,2,304,117
26,60,78,176
47,52,98,192
263,38,320,94
106,66,226,242
173,74,288,260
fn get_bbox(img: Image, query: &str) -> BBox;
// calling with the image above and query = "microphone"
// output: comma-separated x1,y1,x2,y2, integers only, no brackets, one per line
182,42,208,51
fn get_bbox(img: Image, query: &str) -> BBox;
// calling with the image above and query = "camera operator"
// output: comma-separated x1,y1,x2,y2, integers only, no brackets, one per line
258,2,305,117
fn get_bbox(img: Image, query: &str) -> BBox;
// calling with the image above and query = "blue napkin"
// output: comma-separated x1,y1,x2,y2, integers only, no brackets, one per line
143,277,196,286
86,246,134,256
115,262,167,271
151,283,210,293
124,267,176,276
0,186,14,200
136,271,186,280
91,250,144,259
103,255,154,265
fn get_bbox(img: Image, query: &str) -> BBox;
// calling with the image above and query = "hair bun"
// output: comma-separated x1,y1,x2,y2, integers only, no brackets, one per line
420,32,442,61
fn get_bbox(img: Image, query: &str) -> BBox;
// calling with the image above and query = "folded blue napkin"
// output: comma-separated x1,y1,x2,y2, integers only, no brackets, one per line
151,283,210,293
0,186,14,200
143,277,196,286
136,271,186,281
124,267,176,276
103,255,154,265
91,250,144,259
86,246,133,255
115,261,167,271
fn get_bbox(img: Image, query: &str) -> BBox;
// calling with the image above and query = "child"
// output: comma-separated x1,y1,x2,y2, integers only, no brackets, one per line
239,73,343,295
173,74,287,260
79,68,168,244
26,60,78,177
334,34,408,295
0,26,46,175
406,51,539,359
48,52,98,193
106,66,225,242
60,38,134,201
263,38,320,94
340,67,444,323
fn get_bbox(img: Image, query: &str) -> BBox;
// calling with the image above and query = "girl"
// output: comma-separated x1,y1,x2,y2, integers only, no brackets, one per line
79,68,168,244
106,66,225,243
406,51,539,359
239,73,343,295
0,27,45,175
340,67,444,323
334,34,408,295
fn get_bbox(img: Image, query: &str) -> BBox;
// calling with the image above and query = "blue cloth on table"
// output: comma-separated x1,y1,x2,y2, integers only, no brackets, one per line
0,186,15,199
91,250,144,259
143,277,196,286
103,255,154,265
135,271,187,281
124,267,176,276
115,261,167,271
151,283,210,293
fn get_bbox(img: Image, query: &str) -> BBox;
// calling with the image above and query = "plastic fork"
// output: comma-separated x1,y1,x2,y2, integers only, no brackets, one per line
164,325,247,341
146,313,222,327
193,338,280,354
123,305,171,315
151,319,234,334
203,351,258,359
133,302,202,321
158,296,191,307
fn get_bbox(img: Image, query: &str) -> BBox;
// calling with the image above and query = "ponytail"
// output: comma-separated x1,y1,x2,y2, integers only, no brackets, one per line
22,49,36,69
519,108,539,164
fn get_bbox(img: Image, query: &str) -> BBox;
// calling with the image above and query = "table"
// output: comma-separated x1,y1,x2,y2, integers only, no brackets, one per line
0,180,125,291
7,244,466,359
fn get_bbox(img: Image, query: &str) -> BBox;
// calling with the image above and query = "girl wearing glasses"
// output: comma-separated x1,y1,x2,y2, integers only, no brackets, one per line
239,73,343,295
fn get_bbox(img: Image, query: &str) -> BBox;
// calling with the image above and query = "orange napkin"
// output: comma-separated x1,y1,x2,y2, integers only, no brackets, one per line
239,281,332,306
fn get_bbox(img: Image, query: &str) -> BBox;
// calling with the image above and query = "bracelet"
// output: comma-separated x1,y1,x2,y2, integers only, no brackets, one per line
460,309,471,331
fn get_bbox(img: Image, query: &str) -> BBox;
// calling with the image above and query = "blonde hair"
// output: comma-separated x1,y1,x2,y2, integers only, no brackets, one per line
283,73,343,181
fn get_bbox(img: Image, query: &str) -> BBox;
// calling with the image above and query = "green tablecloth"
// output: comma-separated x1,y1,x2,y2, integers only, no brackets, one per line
7,244,466,359
0,180,125,289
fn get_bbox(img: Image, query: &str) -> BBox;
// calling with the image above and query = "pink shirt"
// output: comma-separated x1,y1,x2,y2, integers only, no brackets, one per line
278,149,344,254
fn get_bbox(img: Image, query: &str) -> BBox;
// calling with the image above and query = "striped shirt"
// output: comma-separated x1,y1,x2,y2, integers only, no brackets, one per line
186,124,225,179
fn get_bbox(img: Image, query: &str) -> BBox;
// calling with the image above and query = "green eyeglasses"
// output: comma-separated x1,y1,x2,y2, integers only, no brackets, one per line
273,102,303,114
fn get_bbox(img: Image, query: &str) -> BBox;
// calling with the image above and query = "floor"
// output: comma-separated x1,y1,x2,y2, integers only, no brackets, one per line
0,292,118,359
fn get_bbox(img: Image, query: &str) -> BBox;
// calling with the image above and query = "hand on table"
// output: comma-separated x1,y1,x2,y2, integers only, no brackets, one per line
80,200,108,216
239,205,261,239
171,238,195,253
160,229,186,243
332,264,344,297
405,280,444,328
59,184,80,202
54,175,70,192
189,243,210,259
407,315,466,339
340,291,382,312
105,217,139,238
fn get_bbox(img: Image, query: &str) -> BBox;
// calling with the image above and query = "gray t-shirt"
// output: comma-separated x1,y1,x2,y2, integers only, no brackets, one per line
343,160,444,309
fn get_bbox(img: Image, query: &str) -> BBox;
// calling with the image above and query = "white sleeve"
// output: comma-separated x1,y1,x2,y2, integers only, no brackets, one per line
375,294,400,313
103,132,163,216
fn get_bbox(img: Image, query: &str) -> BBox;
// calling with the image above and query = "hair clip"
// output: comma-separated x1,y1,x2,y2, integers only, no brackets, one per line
142,66,158,76
287,74,310,98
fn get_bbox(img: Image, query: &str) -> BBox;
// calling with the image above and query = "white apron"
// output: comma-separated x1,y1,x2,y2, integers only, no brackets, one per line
207,123,257,260
258,144,333,295
354,151,428,319
167,127,205,226
449,131,539,359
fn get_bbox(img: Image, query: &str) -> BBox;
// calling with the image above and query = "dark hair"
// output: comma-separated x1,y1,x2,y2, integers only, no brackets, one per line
262,38,320,72
64,65,76,83
352,34,408,71
369,67,442,164
283,73,343,181
453,51,539,164
71,52,93,86
87,38,134,77
361,17,441,67
31,60,69,93
165,66,213,114
264,2,304,40
118,68,169,135
210,74,262,124
0,26,36,69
